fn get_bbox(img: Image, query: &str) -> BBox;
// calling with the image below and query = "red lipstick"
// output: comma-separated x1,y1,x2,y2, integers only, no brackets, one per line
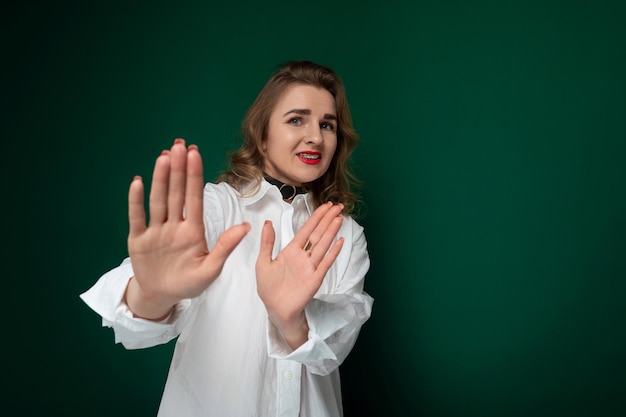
296,151,322,165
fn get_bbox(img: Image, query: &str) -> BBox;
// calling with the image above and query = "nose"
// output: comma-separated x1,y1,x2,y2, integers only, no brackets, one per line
304,125,323,145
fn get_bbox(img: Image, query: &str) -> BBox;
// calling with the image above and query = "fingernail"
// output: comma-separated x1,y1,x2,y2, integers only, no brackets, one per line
174,138,185,145
161,150,170,156
189,144,199,151
133,175,142,181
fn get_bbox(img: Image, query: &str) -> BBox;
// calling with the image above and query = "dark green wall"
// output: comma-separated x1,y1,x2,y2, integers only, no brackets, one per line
4,1,625,416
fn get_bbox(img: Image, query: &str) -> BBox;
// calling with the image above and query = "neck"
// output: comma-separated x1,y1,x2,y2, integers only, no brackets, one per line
263,174,305,201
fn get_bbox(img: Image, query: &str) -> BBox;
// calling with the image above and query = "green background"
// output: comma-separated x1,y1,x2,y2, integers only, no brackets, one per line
4,1,625,416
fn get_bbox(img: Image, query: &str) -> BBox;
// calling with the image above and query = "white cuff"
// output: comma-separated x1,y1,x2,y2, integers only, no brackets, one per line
266,293,373,373
79,258,193,349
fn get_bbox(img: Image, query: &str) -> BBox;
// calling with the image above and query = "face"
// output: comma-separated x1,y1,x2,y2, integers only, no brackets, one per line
262,84,338,187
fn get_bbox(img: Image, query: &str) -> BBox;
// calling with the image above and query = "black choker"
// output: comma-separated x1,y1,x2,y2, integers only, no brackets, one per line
264,175,306,200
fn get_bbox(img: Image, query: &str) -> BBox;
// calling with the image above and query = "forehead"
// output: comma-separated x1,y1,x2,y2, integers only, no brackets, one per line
272,84,336,115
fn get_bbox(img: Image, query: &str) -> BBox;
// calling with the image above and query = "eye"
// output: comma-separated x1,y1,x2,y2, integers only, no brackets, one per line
321,121,335,131
288,117,302,126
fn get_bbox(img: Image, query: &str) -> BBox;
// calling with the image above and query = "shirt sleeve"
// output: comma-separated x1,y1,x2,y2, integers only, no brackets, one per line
79,257,195,350
267,218,374,376
79,183,231,350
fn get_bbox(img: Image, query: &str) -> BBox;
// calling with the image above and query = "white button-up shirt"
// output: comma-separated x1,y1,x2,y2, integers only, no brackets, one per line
80,180,373,417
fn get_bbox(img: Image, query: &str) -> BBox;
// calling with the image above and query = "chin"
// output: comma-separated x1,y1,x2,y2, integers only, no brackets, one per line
301,172,327,186
283,166,329,186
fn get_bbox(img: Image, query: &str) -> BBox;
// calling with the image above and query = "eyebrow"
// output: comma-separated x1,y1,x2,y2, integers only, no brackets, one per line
283,109,337,121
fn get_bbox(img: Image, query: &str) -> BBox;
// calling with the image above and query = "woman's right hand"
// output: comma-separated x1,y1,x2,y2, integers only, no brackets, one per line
124,139,250,320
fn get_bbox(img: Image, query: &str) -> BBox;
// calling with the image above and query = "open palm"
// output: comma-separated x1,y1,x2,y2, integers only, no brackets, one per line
256,202,344,325
126,139,250,318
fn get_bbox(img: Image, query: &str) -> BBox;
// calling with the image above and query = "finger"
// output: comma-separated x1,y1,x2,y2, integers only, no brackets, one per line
305,203,344,251
167,138,187,221
148,151,170,226
204,222,251,277
184,144,204,225
310,215,343,265
292,202,333,247
128,176,146,238
256,221,275,267
315,237,344,279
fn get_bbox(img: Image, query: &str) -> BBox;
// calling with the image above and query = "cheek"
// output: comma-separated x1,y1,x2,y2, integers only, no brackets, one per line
328,137,338,158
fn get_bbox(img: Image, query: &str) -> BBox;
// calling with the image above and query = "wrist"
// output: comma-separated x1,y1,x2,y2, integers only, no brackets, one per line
269,310,309,350
124,277,177,321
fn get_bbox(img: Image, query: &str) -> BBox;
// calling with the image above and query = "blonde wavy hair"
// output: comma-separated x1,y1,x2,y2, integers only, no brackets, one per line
217,60,361,215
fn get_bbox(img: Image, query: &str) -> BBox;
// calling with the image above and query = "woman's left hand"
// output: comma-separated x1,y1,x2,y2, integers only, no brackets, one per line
256,202,345,349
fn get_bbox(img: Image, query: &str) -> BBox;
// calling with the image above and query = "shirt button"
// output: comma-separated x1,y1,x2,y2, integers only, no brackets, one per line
285,370,293,380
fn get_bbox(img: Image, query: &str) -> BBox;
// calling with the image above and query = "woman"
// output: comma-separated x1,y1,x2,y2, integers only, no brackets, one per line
81,60,373,417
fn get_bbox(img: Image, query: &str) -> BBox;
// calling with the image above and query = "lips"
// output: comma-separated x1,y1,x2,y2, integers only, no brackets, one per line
296,151,321,165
